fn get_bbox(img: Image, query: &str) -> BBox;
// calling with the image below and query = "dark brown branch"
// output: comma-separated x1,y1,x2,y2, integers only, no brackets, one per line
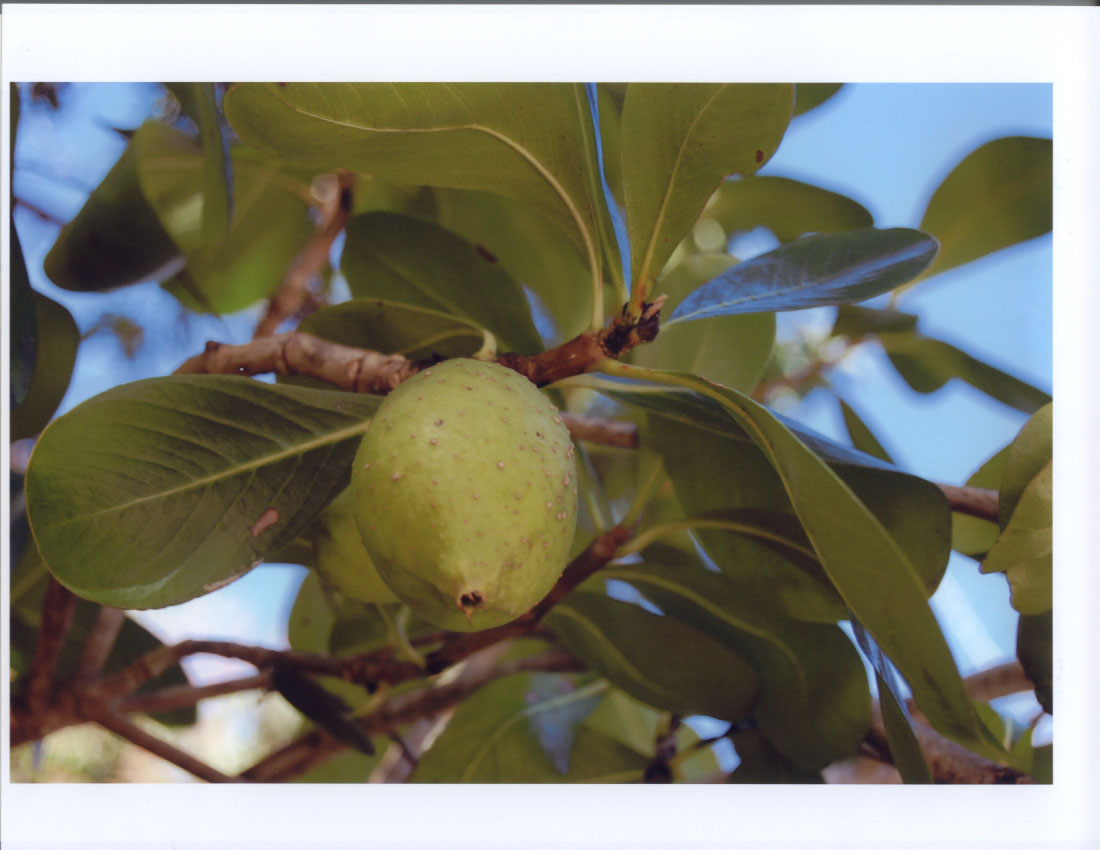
253,171,354,339
75,606,126,681
935,483,1000,523
25,578,78,710
118,673,272,716
560,412,639,449
81,701,243,783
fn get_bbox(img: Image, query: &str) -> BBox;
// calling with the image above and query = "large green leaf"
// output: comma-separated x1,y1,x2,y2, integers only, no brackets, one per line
702,175,873,244
594,370,997,759
613,548,870,770
43,130,182,291
619,83,794,292
340,212,542,353
25,376,380,609
998,403,1052,526
11,292,80,442
299,299,486,364
223,82,601,275
413,673,645,782
981,461,1052,615
432,187,593,343
635,253,775,393
545,591,760,722
917,136,1052,282
666,229,938,325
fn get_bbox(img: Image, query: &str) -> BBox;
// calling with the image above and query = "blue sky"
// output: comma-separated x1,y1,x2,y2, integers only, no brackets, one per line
10,82,1052,719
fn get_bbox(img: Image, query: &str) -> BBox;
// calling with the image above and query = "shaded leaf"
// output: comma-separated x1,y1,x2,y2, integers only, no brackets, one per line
545,591,760,722
525,673,605,774
341,212,542,353
667,228,938,325
292,747,383,783
952,446,1008,557
271,661,374,755
413,673,642,782
635,253,775,393
793,83,844,116
10,225,36,407
287,571,338,654
702,175,873,244
596,371,997,759
1017,610,1052,714
620,83,794,290
43,129,182,291
25,376,380,609
917,136,1052,282
981,461,1052,615
432,187,593,343
832,303,919,337
224,82,601,270
838,398,894,464
165,83,232,242
728,727,823,783
11,292,79,441
850,619,932,783
881,332,1051,415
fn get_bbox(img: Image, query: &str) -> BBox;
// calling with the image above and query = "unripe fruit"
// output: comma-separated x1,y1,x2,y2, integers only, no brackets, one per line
351,358,578,632
313,485,399,604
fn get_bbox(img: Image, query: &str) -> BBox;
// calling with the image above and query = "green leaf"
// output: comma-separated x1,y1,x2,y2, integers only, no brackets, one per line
10,225,36,408
414,673,643,782
635,253,775,393
25,376,380,609
702,175,873,244
524,673,606,774
667,228,938,324
793,83,844,116
614,549,870,770
140,139,315,315
11,291,80,442
728,727,823,783
165,83,231,243
292,747,383,783
998,403,1052,527
981,461,1052,615
596,369,997,759
545,591,760,722
881,332,1051,415
850,619,932,783
299,298,486,363
917,136,1052,282
43,130,183,291
432,187,593,343
952,446,1008,557
832,303,920,337
838,398,894,464
340,212,542,353
1017,610,1052,714
287,571,338,654
224,82,601,275
620,83,794,291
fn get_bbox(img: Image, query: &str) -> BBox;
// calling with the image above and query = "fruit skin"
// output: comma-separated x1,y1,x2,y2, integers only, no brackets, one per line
312,485,399,604
351,358,578,632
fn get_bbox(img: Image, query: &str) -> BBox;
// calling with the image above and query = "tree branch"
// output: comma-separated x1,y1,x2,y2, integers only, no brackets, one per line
117,673,272,716
75,606,126,681
253,171,354,339
24,578,77,710
934,483,1000,523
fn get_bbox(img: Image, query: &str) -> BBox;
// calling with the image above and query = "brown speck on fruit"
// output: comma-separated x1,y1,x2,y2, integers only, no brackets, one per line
430,438,438,445
473,492,480,500
755,149,764,163
392,473,403,481
434,418,444,426
497,461,505,469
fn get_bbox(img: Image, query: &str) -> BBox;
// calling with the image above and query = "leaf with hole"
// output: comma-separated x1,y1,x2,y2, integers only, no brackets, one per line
25,376,381,609
667,228,938,325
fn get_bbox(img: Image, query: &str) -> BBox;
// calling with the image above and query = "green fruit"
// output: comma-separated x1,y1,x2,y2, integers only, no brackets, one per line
313,486,399,604
351,358,578,632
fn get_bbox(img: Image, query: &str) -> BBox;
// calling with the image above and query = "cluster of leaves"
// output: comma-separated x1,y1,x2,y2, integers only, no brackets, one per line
10,82,1051,782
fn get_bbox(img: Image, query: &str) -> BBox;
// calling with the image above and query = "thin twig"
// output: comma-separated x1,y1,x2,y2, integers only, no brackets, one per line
117,673,272,715
82,701,243,783
935,483,1000,523
25,578,78,710
75,607,126,681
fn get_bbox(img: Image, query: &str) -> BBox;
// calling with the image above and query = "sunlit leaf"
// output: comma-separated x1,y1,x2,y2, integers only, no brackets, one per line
981,461,1052,615
667,228,938,325
287,571,337,654
952,446,1008,557
26,376,380,609
165,83,232,242
620,83,793,291
702,175,872,244
998,403,1052,527
341,212,542,353
917,136,1052,282
224,82,601,272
